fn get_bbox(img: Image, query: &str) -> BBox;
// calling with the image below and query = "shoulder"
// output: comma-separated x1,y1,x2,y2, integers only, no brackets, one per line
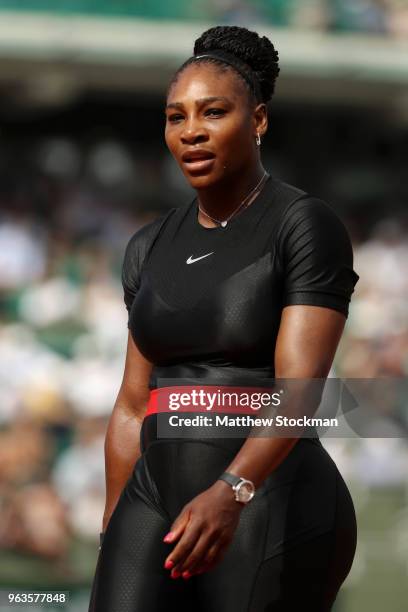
121,207,178,311
122,208,177,248
276,192,360,317
276,192,353,253
123,207,178,259
122,207,177,289
263,176,352,248
282,193,346,226
268,176,308,205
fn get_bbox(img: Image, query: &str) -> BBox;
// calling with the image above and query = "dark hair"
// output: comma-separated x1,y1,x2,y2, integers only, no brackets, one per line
169,25,280,105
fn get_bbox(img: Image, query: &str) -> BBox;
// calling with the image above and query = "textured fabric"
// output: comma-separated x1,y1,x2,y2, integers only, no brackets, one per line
89,435,357,612
121,174,359,388
88,173,359,611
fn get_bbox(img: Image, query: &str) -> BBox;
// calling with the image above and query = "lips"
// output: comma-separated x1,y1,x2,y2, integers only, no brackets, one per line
181,149,215,163
181,149,216,175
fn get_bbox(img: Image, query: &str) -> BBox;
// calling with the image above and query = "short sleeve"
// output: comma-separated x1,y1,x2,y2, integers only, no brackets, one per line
278,197,359,318
121,230,144,316
121,210,175,325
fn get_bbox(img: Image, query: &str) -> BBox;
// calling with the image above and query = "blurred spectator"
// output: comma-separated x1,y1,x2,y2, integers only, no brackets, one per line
0,483,69,560
327,0,388,34
0,99,406,601
0,215,47,290
0,419,51,486
338,218,408,377
51,417,105,541
0,0,406,35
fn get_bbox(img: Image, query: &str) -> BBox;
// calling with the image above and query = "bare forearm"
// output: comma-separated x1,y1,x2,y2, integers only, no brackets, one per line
102,397,145,530
222,436,299,488
223,376,328,488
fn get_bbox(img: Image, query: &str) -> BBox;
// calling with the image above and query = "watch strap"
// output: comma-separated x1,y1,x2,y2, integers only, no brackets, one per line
218,472,242,487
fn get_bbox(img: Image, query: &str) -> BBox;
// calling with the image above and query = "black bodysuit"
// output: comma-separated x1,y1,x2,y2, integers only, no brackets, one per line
89,174,359,611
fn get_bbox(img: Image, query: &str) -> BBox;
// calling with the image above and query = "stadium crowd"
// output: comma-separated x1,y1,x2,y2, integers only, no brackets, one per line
1,0,408,37
0,133,406,579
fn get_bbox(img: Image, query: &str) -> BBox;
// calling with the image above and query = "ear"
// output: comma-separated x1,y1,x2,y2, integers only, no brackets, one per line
253,103,268,138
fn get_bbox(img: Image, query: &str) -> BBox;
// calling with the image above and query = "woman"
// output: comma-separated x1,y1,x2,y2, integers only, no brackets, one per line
89,25,359,612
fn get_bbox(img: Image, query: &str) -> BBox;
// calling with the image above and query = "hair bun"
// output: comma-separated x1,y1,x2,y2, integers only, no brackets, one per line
194,26,280,103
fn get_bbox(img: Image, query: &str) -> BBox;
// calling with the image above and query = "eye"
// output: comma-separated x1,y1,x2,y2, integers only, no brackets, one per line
167,113,184,123
205,108,226,117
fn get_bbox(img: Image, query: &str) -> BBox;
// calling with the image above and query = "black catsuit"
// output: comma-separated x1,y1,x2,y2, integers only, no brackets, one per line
88,174,360,612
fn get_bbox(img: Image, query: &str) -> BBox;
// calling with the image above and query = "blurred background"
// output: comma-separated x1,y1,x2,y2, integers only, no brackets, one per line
0,1,407,611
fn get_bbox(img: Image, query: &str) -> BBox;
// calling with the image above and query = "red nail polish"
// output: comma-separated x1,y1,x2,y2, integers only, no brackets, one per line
171,570,181,579
182,571,191,579
164,560,174,569
163,532,174,542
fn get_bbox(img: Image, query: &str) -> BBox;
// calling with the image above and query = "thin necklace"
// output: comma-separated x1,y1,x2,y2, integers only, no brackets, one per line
198,170,269,228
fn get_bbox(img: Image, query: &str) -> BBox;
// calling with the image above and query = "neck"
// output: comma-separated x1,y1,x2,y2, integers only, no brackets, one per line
196,163,266,226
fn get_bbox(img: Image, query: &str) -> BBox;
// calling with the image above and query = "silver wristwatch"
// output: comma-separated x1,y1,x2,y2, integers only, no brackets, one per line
218,472,255,504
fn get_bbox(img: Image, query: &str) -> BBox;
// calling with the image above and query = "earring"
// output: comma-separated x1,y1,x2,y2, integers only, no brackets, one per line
256,132,261,146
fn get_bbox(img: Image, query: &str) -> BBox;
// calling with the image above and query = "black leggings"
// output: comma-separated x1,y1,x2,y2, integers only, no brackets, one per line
89,418,357,612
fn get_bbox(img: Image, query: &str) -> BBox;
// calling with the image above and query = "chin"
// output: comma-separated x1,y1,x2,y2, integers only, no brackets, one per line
184,170,223,190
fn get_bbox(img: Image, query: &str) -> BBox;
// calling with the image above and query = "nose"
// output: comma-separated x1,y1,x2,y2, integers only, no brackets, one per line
180,118,208,145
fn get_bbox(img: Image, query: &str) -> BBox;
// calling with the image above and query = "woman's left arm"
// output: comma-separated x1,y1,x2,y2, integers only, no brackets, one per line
163,304,346,579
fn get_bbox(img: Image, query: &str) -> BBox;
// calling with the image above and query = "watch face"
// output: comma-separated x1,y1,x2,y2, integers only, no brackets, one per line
236,481,255,503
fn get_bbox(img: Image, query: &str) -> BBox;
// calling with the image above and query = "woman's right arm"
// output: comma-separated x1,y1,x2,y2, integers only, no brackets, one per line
102,330,153,532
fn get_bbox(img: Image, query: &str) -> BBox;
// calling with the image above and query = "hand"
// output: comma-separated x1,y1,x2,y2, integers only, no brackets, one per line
163,480,244,579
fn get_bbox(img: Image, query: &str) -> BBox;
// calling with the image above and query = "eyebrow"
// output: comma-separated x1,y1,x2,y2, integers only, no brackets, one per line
165,96,231,111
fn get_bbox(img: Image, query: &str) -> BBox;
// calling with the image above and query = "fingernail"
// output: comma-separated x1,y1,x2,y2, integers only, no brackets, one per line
163,532,174,542
164,560,174,569
182,571,191,579
171,570,181,579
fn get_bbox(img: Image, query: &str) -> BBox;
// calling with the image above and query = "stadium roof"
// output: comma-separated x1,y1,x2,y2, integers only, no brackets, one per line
0,12,407,109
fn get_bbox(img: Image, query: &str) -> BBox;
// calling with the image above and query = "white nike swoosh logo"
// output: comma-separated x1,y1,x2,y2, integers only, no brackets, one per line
186,252,214,264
